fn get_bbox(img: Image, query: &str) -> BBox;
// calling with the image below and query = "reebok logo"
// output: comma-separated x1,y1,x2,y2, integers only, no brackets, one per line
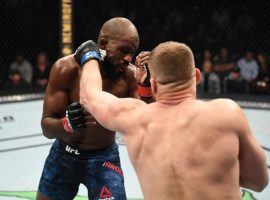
103,161,123,176
65,145,80,155
99,186,114,200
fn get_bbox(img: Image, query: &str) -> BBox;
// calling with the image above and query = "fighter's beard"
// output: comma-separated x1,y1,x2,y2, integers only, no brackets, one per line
102,59,123,79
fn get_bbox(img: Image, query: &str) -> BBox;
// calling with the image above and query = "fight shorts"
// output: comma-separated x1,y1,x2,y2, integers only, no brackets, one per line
38,139,126,200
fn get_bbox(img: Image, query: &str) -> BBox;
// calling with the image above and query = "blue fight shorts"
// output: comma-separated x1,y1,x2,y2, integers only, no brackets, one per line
38,139,126,200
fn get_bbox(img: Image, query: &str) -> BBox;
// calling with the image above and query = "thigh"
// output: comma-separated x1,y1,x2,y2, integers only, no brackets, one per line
37,145,82,200
93,158,127,200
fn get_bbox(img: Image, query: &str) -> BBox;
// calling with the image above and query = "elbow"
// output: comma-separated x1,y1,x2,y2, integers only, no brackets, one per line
42,130,54,139
255,167,270,192
41,127,54,139
253,177,269,192
41,118,54,139
240,176,269,192
249,183,268,193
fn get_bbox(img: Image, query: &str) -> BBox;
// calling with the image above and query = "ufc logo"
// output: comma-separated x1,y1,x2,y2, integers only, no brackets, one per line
65,145,80,155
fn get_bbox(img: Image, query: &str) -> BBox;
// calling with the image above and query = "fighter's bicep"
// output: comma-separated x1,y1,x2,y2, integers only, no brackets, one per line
42,85,69,118
42,64,70,118
237,109,261,152
238,117,265,164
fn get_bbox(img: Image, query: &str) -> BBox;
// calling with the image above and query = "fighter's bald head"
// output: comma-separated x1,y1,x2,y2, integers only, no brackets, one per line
98,17,139,45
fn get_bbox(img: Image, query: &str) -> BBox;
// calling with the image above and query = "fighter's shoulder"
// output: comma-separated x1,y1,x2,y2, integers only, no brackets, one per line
123,66,137,88
201,99,244,131
207,98,241,114
51,54,79,77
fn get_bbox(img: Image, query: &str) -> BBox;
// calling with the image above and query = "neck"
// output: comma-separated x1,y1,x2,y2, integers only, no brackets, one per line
155,81,196,105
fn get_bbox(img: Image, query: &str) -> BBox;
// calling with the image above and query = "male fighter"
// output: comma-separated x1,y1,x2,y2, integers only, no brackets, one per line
37,17,151,200
79,41,269,200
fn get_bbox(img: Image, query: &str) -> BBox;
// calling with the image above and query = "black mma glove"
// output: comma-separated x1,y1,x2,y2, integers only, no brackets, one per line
139,64,151,87
62,102,86,133
137,65,151,97
74,40,102,66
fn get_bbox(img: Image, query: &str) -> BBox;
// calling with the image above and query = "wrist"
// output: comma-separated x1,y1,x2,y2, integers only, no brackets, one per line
62,117,73,133
80,51,101,65
139,64,151,87
137,84,152,97
84,59,99,68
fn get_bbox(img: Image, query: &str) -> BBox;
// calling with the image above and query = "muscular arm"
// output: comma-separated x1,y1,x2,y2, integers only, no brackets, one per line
236,106,269,191
80,60,146,133
41,59,73,139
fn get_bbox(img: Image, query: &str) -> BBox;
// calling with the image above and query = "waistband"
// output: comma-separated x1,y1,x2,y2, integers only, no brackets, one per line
55,139,118,157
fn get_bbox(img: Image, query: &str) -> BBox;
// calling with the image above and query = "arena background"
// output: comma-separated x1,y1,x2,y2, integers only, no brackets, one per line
0,0,270,199
1,0,270,103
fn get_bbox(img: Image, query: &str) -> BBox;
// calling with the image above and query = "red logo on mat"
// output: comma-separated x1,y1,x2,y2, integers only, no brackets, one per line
99,186,112,198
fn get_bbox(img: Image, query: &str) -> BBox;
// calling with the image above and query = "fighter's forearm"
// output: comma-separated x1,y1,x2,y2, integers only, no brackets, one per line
80,60,124,131
80,60,103,114
81,60,102,94
239,140,269,192
41,117,67,139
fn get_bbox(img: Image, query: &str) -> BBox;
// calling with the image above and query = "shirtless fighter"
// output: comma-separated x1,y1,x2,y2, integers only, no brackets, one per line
79,41,269,200
37,17,152,200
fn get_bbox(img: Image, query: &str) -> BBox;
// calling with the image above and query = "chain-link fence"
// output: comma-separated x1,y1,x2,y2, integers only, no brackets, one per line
1,0,270,105
0,0,59,96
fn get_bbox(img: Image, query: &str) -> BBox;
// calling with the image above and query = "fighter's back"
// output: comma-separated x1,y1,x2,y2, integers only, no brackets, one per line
126,98,242,200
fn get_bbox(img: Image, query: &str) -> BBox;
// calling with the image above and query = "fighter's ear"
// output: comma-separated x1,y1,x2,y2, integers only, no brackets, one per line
150,77,157,95
99,38,108,50
195,68,201,85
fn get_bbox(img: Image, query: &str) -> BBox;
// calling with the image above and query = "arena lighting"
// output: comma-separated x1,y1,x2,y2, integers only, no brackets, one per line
60,0,73,56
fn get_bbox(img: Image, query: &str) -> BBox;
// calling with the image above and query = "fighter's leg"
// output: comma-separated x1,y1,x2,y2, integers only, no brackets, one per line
86,160,126,200
84,144,127,200
37,141,83,200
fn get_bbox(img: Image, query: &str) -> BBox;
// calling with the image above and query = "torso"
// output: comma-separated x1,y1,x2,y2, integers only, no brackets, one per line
60,55,134,149
124,99,241,200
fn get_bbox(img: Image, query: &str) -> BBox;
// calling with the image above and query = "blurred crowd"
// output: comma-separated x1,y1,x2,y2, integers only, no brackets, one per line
75,1,270,95
1,47,269,96
0,1,269,96
0,52,50,95
196,48,270,95
75,1,269,53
